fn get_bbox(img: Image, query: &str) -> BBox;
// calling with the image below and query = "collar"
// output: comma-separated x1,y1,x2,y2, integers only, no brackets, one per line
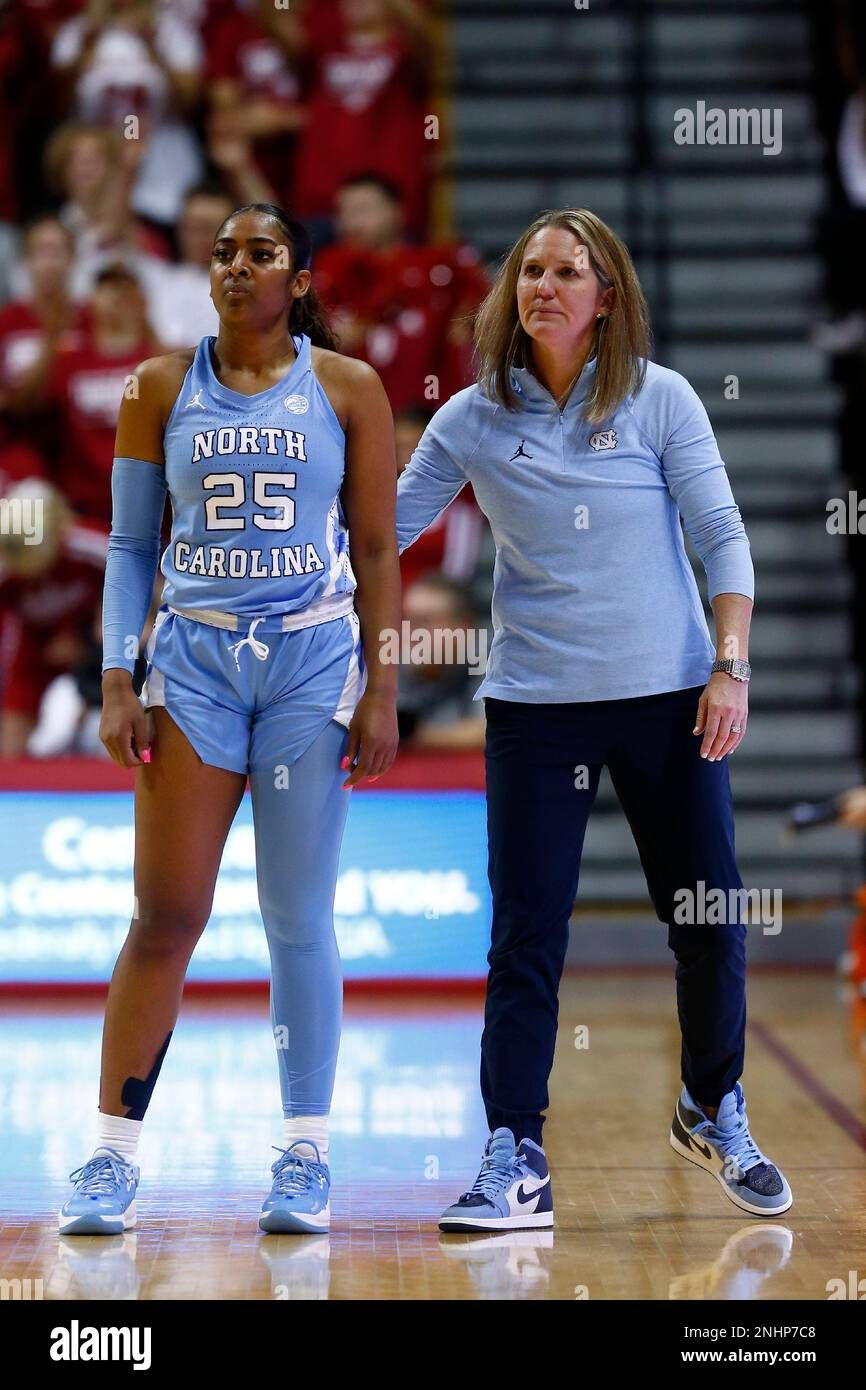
508,352,598,410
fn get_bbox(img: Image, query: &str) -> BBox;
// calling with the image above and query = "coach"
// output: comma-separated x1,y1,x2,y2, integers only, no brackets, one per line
395,209,790,1224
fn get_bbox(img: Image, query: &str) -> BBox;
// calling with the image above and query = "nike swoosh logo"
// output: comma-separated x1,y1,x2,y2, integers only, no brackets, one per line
516,1178,550,1205
677,1104,713,1160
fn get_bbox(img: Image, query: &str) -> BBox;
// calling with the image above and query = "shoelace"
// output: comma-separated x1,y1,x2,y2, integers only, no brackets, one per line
68,1154,134,1196
464,1149,520,1201
270,1145,328,1196
228,616,270,671
694,1108,764,1175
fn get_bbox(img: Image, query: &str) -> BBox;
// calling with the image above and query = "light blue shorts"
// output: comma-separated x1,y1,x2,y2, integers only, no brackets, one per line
140,605,366,774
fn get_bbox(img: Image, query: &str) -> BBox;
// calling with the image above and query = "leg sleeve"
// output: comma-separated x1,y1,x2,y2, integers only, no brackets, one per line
249,718,351,1117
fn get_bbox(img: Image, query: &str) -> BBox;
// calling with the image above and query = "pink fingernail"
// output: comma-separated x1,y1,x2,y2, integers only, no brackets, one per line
340,756,349,769
141,748,151,764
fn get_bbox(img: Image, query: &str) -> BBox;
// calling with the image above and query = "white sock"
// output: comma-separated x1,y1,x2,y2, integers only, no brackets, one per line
283,1116,329,1162
93,1112,143,1162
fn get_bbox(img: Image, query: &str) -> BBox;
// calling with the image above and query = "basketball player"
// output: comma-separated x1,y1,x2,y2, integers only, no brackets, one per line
396,209,793,1231
59,204,400,1236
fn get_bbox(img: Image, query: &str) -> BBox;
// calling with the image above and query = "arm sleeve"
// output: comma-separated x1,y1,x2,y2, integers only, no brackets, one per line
396,396,473,555
101,457,168,675
654,374,755,601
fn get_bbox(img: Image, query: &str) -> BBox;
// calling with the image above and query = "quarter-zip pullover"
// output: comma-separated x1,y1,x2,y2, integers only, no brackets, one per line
395,355,753,703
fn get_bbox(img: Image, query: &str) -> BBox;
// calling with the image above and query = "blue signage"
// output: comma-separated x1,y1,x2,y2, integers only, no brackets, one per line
0,791,491,983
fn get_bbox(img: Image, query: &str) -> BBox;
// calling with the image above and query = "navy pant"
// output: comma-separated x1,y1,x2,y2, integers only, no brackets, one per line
480,687,747,1146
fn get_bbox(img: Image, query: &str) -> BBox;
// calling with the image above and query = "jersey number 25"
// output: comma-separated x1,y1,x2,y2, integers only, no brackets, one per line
202,471,296,531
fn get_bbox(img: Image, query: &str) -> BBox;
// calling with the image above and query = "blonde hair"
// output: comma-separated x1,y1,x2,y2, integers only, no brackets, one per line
474,209,651,424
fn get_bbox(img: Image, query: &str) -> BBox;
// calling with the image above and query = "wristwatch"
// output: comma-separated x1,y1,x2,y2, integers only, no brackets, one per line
711,658,751,683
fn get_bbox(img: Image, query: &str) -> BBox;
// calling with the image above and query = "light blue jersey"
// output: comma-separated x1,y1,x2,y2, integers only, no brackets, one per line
396,356,754,704
111,332,366,773
160,333,354,620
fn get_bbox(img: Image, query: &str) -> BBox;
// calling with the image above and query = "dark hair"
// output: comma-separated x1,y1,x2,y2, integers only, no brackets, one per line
339,173,403,205
216,202,339,351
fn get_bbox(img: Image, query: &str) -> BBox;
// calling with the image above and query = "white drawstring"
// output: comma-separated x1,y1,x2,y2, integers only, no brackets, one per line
227,616,270,671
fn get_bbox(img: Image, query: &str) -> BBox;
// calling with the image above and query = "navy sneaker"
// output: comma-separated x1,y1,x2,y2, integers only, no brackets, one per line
439,1128,553,1232
670,1083,793,1217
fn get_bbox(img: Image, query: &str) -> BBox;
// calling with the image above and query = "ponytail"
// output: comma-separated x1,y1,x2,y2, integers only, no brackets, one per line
289,281,340,351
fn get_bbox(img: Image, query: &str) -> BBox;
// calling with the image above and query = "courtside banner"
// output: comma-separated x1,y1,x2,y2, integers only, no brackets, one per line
0,788,491,984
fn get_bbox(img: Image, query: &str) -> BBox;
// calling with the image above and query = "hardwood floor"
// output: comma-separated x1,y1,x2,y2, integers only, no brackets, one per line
1,973,864,1300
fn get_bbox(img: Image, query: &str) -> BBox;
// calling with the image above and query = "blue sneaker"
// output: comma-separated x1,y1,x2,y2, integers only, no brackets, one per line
258,1141,330,1234
58,1148,139,1235
670,1083,793,1217
439,1128,553,1232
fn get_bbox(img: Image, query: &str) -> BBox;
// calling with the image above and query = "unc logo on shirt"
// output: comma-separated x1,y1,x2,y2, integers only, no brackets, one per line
589,429,618,452
284,394,309,414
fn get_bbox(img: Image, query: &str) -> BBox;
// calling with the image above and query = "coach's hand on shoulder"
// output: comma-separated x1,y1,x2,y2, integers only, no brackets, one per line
341,689,399,790
100,670,154,768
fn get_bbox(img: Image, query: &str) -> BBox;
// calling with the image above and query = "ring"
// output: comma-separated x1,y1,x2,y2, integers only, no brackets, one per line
731,724,742,733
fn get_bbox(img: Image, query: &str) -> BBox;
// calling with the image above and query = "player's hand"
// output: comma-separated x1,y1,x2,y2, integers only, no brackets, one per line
693,672,748,761
100,675,154,767
341,688,399,789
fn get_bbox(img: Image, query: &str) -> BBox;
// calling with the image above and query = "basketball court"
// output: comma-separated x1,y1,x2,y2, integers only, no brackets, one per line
2,973,863,1302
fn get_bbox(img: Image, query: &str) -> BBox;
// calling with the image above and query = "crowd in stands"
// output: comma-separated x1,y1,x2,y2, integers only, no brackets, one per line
0,0,492,759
